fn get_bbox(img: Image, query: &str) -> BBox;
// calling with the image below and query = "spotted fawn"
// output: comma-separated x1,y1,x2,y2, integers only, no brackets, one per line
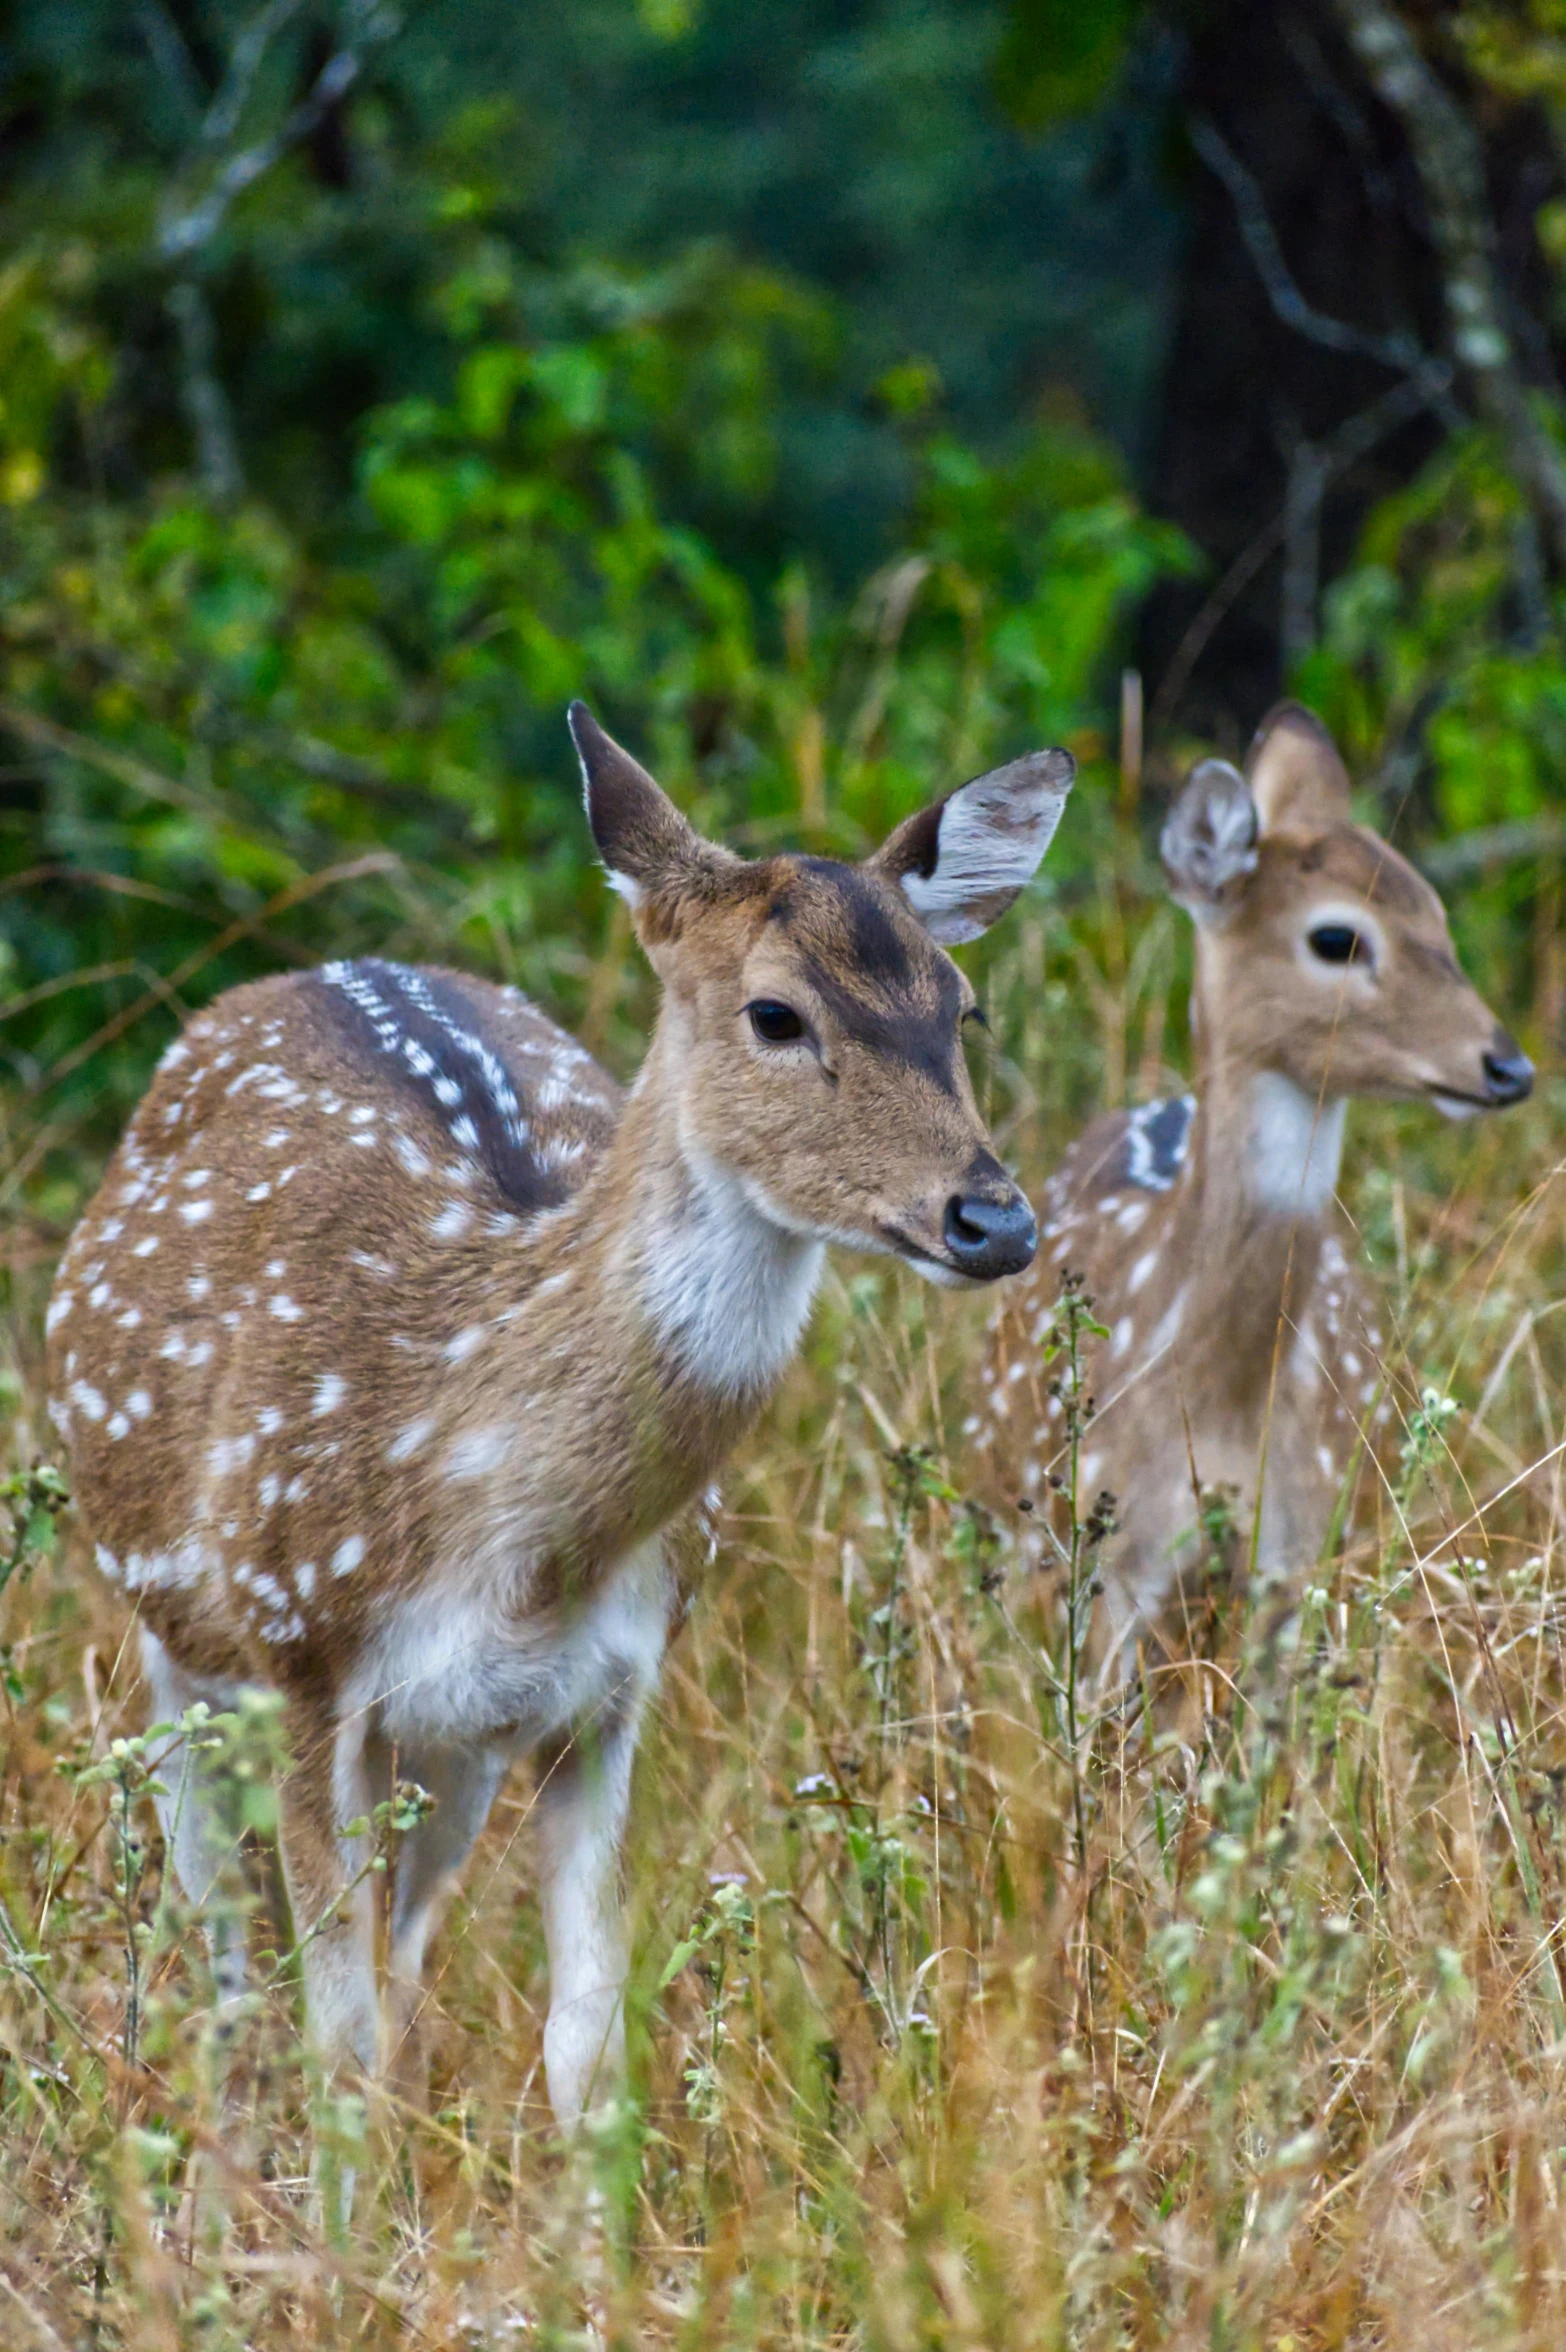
971,703,1532,1682
46,704,1073,2122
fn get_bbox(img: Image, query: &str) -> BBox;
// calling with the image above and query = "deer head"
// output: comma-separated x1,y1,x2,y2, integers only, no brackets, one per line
1160,703,1533,1120
571,704,1074,1283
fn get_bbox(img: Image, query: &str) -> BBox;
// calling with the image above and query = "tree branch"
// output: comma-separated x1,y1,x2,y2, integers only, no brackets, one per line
133,1,208,131
1417,813,1566,884
149,0,400,498
1332,0,1566,568
1190,114,1461,427
1150,369,1451,727
165,279,243,504
158,1,396,265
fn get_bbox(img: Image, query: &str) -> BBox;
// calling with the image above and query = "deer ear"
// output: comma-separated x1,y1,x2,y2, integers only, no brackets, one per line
1247,701,1353,834
1161,759,1259,922
568,703,726,911
868,747,1075,945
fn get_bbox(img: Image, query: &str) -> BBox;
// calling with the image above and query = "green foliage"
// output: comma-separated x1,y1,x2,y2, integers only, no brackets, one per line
994,0,1147,127
2,228,1188,1212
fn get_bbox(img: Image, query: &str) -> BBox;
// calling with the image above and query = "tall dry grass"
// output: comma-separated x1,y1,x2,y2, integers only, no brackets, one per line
0,878,1562,2352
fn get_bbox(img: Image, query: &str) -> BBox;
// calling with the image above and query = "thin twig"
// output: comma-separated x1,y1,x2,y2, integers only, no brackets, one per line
1333,0,1566,567
1151,369,1449,726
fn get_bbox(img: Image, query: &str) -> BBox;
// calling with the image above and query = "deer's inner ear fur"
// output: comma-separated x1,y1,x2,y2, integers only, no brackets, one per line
1247,701,1354,836
1160,758,1259,923
869,746,1074,945
569,702,735,930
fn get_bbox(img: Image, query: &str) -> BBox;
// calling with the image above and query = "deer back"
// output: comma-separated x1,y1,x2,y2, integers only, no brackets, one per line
46,960,623,1681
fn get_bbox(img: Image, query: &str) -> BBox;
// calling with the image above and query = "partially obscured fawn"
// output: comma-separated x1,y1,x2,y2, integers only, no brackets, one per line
971,703,1532,1683
47,705,1072,2123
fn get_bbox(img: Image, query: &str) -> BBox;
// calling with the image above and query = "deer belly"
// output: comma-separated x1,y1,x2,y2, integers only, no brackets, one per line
354,1537,672,1752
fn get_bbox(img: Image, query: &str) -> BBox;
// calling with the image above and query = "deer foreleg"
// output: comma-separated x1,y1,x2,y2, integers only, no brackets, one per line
277,1708,379,2078
534,1711,641,2126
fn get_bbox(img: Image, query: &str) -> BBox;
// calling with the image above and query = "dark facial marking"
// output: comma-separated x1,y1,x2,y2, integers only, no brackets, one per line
797,861,918,993
774,862,965,1094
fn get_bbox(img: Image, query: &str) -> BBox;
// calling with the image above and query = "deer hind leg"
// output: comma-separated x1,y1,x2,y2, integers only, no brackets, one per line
534,1706,643,2127
380,1740,509,2105
139,1628,251,2025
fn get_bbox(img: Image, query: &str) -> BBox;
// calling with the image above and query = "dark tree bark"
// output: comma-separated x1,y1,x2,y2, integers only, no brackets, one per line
1139,0,1560,747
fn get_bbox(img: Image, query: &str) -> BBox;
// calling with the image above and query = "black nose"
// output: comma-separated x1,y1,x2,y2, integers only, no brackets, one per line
1483,1042,1534,1106
942,1189,1037,1280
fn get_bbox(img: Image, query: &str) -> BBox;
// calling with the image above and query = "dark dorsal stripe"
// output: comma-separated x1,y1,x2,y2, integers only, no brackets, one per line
1117,1094,1196,1193
313,958,574,1215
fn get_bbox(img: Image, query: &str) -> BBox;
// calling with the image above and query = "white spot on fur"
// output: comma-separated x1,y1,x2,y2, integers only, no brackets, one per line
270,1294,303,1322
1127,1251,1158,1297
46,1292,73,1333
388,1416,435,1462
207,1433,255,1477
106,1412,130,1441
126,1389,153,1421
313,1372,347,1416
71,1381,107,1422
349,1249,395,1278
331,1535,365,1578
180,1198,214,1225
431,1201,473,1241
1111,1316,1133,1358
444,1325,486,1364
132,1235,160,1257
1290,1320,1321,1392
443,1426,511,1480
1142,1287,1187,1364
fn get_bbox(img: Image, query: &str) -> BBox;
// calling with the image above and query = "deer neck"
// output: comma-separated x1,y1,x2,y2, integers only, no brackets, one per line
1164,1065,1346,1366
442,1005,824,1581
599,1016,826,1400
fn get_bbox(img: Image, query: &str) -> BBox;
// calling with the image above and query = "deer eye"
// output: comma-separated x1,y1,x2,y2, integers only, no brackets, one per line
1308,923,1368,967
747,1000,806,1045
